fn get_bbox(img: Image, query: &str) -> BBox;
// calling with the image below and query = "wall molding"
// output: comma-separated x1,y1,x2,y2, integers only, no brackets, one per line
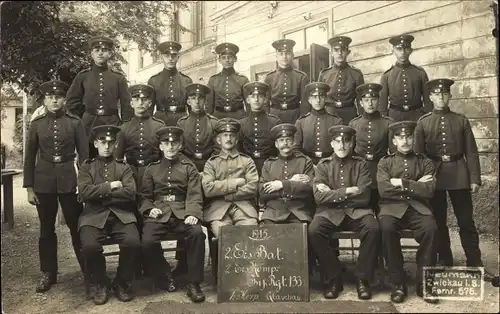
210,1,251,22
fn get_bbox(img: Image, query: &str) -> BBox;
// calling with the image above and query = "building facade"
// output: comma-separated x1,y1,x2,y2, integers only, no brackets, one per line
124,0,498,176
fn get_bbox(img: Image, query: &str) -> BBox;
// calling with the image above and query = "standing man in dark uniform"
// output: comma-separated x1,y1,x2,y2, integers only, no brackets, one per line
23,80,89,292
377,121,439,304
318,36,364,123
379,34,431,121
66,36,132,159
265,39,309,124
238,81,281,175
308,126,380,300
349,83,393,213
140,127,206,303
114,83,167,280
78,125,140,305
148,41,193,126
207,42,249,119
294,82,343,164
414,79,494,281
178,83,219,172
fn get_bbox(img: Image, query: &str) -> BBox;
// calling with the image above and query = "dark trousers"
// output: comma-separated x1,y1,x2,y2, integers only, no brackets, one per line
80,214,140,285
35,193,83,273
142,217,206,284
308,215,381,284
430,189,483,267
370,189,381,216
379,207,438,285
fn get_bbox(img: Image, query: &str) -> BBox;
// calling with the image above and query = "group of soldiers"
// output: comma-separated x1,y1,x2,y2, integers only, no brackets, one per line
23,32,495,306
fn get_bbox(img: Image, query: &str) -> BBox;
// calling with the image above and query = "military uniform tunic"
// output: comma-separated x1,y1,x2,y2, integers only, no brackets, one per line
66,64,132,137
318,63,364,123
148,68,193,126
238,111,281,174
379,62,431,121
294,109,343,164
177,111,219,172
207,68,249,119
259,152,315,222
264,66,309,124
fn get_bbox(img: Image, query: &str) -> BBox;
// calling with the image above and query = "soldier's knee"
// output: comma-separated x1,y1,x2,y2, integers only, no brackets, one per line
422,220,439,236
81,241,102,256
307,219,322,238
121,234,141,249
379,216,397,233
364,215,381,233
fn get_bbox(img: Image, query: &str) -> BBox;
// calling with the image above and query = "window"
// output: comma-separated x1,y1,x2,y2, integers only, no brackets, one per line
172,1,215,50
138,50,159,69
195,1,216,44
283,21,329,50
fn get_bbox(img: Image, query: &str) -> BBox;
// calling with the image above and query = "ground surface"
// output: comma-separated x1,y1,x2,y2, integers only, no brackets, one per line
1,176,499,314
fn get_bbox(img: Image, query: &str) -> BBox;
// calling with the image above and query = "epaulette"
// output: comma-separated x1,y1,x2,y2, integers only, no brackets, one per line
77,67,91,75
412,64,427,73
115,158,125,163
31,112,48,122
380,153,395,160
383,66,394,75
207,113,218,120
350,115,362,123
297,112,311,120
207,154,220,161
149,72,161,79
319,66,332,75
317,156,333,164
65,111,81,120
352,155,365,161
265,156,278,162
121,118,132,124
110,68,125,76
382,114,394,122
265,69,276,77
177,114,189,123
349,65,363,75
417,112,432,122
180,155,196,166
209,72,220,79
293,151,308,159
151,116,165,125
179,71,191,79
293,68,307,76
83,158,95,164
326,111,343,120
235,72,248,78
267,113,280,121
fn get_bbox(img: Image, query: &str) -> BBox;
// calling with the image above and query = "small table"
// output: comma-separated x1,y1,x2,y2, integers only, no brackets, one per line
1,169,23,230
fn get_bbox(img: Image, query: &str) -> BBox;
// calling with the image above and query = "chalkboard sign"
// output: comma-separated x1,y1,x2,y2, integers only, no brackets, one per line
423,266,484,301
217,223,309,303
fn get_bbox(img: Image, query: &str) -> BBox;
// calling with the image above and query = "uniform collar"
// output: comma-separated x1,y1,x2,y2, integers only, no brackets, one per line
163,67,178,75
362,111,381,120
311,108,326,116
333,62,349,70
190,110,206,118
219,149,240,159
92,63,109,72
395,61,412,68
222,67,236,75
432,107,450,115
249,110,267,117
278,152,295,160
395,150,415,158
162,156,180,166
277,65,293,73
331,153,352,162
96,155,114,163
46,108,65,119
133,113,151,121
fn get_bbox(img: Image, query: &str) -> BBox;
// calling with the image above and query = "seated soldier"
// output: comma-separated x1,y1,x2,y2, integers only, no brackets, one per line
139,126,206,303
377,121,439,304
259,123,315,224
78,125,140,305
308,126,381,301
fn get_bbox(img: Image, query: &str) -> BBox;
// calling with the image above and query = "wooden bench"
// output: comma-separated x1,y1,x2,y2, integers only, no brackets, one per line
1,169,23,231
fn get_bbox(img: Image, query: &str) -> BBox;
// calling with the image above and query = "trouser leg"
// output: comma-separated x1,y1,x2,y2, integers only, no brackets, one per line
35,194,59,274
430,190,453,265
58,193,84,271
379,215,406,285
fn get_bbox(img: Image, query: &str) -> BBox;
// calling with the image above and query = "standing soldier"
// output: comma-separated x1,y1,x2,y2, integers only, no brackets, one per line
23,80,88,292
377,121,439,304
78,125,140,305
66,36,132,158
294,82,343,164
265,39,309,124
414,79,494,281
349,83,393,213
148,41,193,126
177,83,219,172
308,126,380,300
379,34,431,121
114,83,166,279
207,42,249,119
318,36,364,123
140,127,206,303
238,81,281,175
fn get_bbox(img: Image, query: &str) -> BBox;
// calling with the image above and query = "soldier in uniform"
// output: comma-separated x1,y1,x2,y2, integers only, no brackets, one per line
377,121,439,304
207,42,249,119
238,81,281,175
318,36,365,123
139,127,206,303
414,79,494,281
379,34,431,122
148,41,193,126
114,83,167,279
265,39,309,124
177,83,219,172
308,126,380,300
66,36,132,159
294,82,343,164
23,80,88,292
349,83,393,213
78,125,140,305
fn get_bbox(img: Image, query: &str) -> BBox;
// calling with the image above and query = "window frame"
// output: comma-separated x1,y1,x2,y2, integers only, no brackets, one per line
282,18,330,52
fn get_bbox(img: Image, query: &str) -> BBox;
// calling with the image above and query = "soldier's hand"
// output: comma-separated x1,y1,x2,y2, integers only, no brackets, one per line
470,183,480,193
290,174,310,183
110,181,123,190
316,183,331,192
418,175,434,183
263,180,283,193
149,208,163,219
235,178,246,187
346,186,361,196
26,188,40,205
390,178,403,188
184,215,198,225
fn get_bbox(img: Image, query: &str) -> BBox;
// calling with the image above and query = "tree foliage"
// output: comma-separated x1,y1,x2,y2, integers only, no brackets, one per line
1,1,188,96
